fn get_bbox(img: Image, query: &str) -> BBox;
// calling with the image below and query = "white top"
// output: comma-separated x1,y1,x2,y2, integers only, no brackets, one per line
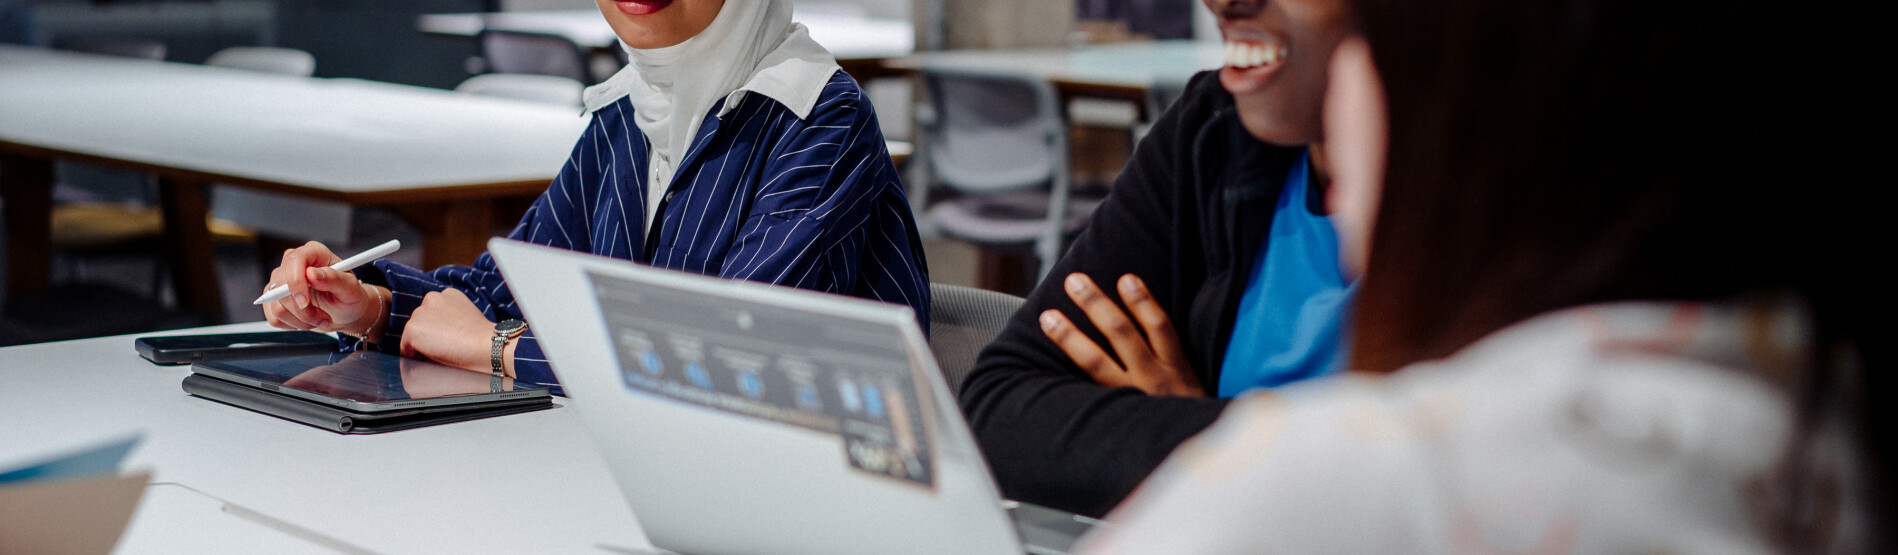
1078,300,1870,554
0,45,587,195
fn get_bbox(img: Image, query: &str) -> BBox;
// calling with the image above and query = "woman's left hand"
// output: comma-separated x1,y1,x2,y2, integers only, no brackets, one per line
1039,273,1206,397
400,288,497,374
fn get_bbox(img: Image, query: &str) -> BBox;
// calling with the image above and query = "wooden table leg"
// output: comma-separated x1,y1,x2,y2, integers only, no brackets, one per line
394,200,495,269
1,154,56,297
157,177,225,321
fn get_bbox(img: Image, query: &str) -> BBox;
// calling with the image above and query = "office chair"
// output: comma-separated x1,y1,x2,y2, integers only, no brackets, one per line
204,46,315,77
926,283,1026,392
915,68,1101,286
476,30,590,83
455,73,585,107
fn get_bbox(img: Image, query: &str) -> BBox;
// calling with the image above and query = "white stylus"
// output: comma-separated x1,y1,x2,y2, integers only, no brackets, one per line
252,240,401,305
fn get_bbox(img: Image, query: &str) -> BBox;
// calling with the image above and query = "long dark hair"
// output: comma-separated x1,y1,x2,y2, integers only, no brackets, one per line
1347,0,1884,547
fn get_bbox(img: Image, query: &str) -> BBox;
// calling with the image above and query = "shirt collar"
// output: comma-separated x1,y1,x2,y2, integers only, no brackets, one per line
582,22,838,121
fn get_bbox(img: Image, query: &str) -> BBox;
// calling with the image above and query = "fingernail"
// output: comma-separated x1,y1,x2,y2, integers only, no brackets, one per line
1065,274,1085,294
1039,311,1059,331
295,294,309,309
1120,275,1140,295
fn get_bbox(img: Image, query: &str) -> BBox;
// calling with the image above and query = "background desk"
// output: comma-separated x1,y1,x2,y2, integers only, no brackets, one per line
884,40,1222,108
0,323,654,553
1,45,589,319
416,8,916,81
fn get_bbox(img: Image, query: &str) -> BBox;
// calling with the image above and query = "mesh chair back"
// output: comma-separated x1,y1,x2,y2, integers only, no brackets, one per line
205,46,316,77
918,69,1080,278
920,69,1066,194
455,73,585,107
479,30,589,83
927,283,1027,391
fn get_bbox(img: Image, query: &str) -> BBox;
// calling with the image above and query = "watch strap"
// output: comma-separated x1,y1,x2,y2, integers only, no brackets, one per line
491,319,525,392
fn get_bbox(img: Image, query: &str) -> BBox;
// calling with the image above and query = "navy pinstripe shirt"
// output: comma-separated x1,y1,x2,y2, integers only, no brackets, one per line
357,71,930,392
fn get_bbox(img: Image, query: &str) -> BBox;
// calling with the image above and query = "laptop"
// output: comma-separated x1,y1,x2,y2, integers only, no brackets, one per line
488,239,1098,555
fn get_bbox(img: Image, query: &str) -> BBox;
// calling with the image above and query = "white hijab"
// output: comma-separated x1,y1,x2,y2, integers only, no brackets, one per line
582,0,841,237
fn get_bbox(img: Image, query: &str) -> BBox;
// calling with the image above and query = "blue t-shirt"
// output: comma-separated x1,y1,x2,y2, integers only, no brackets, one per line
1217,152,1354,397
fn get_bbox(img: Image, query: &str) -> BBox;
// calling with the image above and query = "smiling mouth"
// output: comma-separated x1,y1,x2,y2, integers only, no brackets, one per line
1218,36,1290,96
1224,39,1287,69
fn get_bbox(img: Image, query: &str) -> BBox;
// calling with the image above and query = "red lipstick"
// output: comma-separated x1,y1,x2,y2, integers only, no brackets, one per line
613,0,672,15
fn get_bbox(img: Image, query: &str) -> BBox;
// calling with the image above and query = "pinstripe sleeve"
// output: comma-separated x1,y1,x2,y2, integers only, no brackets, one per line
717,76,931,329
347,111,611,392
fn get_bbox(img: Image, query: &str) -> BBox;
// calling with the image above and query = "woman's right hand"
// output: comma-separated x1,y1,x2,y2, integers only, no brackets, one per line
263,242,384,338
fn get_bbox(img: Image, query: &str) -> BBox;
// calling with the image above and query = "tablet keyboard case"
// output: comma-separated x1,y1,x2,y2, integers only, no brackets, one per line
183,374,554,434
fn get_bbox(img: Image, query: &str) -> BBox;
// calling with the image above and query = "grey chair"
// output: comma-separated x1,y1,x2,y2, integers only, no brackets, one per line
927,283,1026,392
477,30,590,83
205,46,315,77
916,68,1101,282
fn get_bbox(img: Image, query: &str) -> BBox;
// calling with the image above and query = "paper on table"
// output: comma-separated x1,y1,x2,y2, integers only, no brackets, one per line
0,433,140,485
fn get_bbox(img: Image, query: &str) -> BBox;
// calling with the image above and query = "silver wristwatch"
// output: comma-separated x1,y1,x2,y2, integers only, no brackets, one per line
492,319,528,391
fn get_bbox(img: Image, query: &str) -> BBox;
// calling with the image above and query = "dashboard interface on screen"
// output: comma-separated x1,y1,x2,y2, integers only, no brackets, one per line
588,271,937,489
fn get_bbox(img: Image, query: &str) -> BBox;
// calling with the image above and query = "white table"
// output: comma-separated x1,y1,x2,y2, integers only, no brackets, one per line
416,8,915,79
0,323,655,554
887,40,1223,107
0,45,589,318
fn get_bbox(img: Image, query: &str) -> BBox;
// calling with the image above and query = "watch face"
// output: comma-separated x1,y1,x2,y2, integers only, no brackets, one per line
496,319,528,336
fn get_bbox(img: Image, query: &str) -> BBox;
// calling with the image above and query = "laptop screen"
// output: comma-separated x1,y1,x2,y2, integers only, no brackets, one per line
587,271,936,489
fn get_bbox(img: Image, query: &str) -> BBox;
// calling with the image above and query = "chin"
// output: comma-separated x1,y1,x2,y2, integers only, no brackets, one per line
1233,99,1316,148
1240,117,1308,148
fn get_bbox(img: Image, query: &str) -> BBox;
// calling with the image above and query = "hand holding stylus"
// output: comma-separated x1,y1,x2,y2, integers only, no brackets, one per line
254,240,399,305
261,240,397,338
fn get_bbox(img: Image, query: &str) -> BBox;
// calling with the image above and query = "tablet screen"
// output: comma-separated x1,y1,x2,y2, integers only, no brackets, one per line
194,351,545,405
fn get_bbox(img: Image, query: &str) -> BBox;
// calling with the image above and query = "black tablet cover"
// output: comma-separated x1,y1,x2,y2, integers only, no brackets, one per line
183,374,554,434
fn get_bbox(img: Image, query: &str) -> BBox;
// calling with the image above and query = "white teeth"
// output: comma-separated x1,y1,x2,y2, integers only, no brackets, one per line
1224,41,1286,68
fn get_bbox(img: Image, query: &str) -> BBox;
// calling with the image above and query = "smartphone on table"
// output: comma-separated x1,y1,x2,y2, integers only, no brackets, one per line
135,331,340,365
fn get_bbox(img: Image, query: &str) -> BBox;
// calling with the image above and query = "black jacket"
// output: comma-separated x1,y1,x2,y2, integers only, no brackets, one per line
957,70,1309,517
